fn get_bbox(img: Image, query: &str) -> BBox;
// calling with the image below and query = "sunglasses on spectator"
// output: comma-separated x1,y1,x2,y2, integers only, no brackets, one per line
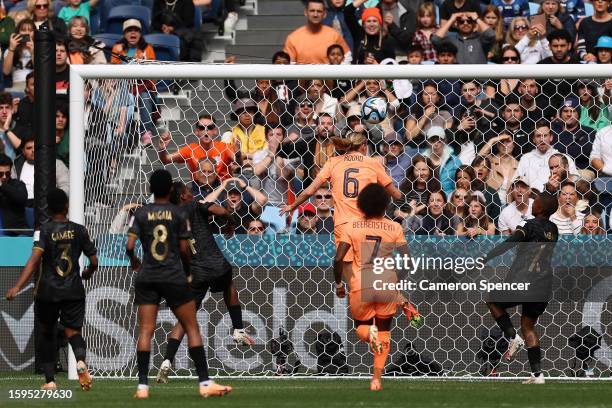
457,18,474,24
502,56,520,62
196,123,216,131
315,194,332,199
514,25,528,31
0,171,11,177
35,3,49,8
300,102,313,108
248,226,265,231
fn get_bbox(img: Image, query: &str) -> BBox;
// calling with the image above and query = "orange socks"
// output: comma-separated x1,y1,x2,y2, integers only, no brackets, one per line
373,331,390,376
356,325,370,343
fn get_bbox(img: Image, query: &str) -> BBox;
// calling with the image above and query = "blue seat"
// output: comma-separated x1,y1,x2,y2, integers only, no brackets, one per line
529,2,540,15
25,207,34,229
11,91,25,100
144,33,180,61
106,5,151,34
8,1,27,12
100,0,140,32
54,1,66,16
201,0,223,23
585,2,593,16
93,33,123,56
194,6,202,30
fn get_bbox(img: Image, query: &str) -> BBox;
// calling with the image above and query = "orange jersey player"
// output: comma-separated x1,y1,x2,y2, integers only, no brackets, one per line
334,183,418,391
281,132,401,262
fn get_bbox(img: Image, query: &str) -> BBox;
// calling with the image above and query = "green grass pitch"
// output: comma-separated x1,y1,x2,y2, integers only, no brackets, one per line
2,374,612,408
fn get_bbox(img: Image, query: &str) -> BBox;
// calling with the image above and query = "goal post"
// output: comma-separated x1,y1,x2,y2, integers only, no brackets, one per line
68,63,612,379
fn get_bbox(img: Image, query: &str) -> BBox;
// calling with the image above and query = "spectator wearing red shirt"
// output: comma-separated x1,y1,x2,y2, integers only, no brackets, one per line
158,114,236,180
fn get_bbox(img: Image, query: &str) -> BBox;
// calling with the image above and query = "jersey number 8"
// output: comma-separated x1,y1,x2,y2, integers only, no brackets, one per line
151,225,169,261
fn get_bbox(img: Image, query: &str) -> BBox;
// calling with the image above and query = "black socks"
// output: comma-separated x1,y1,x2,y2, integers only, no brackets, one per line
495,314,517,339
188,346,210,382
137,351,150,385
164,338,181,364
527,346,542,376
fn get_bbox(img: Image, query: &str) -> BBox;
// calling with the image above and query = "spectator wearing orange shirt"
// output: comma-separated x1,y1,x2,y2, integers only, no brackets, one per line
283,0,351,64
158,114,236,181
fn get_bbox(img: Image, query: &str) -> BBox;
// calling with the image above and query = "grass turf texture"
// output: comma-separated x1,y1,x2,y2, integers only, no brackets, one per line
1,375,612,408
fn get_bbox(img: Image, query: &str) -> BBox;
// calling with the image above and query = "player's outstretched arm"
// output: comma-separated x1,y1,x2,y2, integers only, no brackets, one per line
484,228,526,263
81,255,99,280
384,183,402,201
204,202,236,237
333,242,351,298
280,176,324,215
5,249,42,300
125,235,141,272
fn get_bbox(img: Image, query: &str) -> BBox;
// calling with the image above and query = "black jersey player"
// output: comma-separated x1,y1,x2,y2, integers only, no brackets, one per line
484,193,559,384
5,188,98,391
156,181,253,383
125,170,231,398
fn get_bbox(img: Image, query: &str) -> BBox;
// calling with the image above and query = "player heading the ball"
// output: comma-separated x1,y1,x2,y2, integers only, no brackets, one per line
125,169,232,398
156,181,254,385
484,193,560,384
5,188,98,391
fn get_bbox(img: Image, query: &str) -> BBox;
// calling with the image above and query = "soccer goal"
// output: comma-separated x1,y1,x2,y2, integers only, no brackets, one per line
68,63,612,379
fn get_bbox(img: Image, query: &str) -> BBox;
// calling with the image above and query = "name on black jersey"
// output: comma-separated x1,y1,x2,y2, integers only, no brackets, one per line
147,210,173,221
52,230,75,241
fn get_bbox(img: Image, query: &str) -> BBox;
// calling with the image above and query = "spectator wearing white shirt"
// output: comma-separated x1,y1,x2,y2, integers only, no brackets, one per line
590,125,612,195
515,121,578,193
497,177,534,234
543,153,579,195
549,181,584,235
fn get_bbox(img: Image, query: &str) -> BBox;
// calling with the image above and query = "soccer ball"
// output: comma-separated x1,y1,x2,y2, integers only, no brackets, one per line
360,97,387,124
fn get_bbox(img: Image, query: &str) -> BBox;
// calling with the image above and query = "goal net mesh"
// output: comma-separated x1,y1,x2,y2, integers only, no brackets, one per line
79,62,612,378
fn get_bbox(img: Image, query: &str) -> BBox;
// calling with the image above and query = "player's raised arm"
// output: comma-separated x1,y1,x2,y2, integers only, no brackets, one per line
5,247,42,300
333,242,351,298
483,227,526,263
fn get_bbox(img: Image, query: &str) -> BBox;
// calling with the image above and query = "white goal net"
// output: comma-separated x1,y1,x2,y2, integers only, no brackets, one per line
70,63,612,378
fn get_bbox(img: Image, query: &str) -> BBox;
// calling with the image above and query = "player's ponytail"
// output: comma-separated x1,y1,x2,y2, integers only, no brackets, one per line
332,132,367,152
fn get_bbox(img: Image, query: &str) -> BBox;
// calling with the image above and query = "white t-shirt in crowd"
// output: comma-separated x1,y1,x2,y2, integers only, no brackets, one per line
20,161,35,199
515,147,578,192
549,210,585,235
590,125,612,176
497,198,534,233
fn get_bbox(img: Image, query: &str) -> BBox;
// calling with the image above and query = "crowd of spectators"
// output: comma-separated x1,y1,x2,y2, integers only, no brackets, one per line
175,0,611,237
1,0,611,239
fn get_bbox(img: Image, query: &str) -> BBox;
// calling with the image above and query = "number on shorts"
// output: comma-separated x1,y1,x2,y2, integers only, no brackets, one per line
343,168,359,198
151,224,169,261
55,244,73,277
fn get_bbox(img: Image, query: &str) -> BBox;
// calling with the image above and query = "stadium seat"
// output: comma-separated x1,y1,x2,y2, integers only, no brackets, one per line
100,0,140,32
54,0,66,16
144,34,180,61
10,91,25,100
93,33,123,56
421,60,435,65
106,5,151,34
529,2,540,15
8,1,27,12
585,2,594,16
194,6,202,30
202,0,223,23
24,208,34,230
